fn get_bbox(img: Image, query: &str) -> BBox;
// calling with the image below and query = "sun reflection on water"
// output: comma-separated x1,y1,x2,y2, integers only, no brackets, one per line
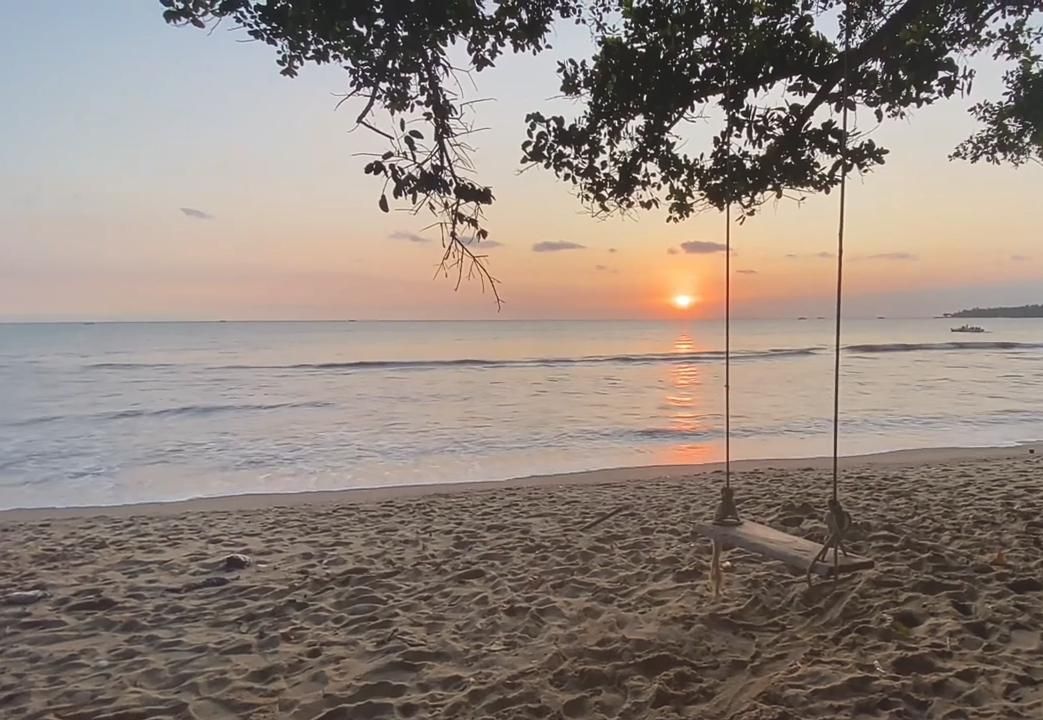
654,330,721,465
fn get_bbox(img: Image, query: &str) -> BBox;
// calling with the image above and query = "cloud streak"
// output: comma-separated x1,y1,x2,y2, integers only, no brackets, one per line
666,247,679,255
865,252,917,261
465,238,504,249
1011,254,1030,261
180,207,214,220
785,251,835,259
533,240,585,252
736,269,758,275
389,231,431,244
680,240,729,255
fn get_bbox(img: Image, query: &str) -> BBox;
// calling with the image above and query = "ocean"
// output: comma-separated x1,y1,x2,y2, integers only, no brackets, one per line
1,319,1040,510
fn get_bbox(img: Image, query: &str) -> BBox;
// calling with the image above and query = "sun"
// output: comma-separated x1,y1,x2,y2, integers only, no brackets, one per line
673,294,695,309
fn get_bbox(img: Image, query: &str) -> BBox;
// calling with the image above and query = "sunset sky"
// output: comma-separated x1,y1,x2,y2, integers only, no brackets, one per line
1,2,1040,321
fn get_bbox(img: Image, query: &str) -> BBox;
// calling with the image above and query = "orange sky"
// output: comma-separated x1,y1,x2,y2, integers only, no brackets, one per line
1,3,1040,321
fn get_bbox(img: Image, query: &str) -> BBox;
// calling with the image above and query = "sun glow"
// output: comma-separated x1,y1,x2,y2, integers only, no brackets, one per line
672,294,695,309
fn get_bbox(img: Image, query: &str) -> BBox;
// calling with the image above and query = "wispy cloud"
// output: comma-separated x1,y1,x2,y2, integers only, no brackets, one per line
180,207,214,220
680,240,729,255
1011,254,1030,262
666,247,679,255
736,269,758,275
865,252,917,261
608,248,618,254
533,240,585,252
785,251,835,260
389,231,431,244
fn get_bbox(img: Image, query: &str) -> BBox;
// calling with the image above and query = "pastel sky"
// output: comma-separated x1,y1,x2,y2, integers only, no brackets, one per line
1,2,1040,321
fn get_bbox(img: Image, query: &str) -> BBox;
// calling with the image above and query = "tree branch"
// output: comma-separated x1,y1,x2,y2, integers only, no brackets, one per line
766,0,940,154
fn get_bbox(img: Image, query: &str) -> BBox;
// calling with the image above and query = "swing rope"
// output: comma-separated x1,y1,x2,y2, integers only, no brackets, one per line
713,206,740,526
714,1,858,557
725,200,732,492
808,0,855,583
831,0,852,507
706,5,875,586
712,94,740,527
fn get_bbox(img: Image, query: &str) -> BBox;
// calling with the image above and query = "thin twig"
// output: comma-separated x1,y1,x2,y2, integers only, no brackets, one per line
580,506,628,532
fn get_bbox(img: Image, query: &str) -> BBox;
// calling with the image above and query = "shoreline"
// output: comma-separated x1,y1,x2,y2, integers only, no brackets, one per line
3,440,1039,522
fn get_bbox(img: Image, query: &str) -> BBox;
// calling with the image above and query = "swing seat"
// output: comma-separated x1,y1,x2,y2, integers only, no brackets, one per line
696,519,874,577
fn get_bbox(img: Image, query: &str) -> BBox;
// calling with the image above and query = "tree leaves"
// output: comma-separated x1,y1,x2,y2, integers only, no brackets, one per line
952,58,1043,166
519,0,1041,217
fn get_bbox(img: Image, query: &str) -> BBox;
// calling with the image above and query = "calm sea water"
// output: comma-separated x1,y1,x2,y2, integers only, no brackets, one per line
1,319,1041,509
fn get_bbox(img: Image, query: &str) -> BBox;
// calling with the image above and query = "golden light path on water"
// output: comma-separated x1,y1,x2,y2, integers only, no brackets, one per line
655,330,716,465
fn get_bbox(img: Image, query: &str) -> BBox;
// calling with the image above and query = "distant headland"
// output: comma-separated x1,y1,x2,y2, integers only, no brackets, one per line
945,304,1043,318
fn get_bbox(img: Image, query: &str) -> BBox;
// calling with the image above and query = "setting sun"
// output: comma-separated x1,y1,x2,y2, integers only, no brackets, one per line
673,294,695,309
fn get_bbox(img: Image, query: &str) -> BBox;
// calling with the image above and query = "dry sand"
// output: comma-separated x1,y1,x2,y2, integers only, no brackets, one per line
2,446,1042,719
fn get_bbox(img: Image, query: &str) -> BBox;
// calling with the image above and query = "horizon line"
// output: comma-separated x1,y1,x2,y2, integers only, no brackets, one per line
0,315,975,325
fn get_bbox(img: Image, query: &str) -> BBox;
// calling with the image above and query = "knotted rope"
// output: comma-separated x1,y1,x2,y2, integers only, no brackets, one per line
710,486,741,598
713,485,741,527
806,497,852,586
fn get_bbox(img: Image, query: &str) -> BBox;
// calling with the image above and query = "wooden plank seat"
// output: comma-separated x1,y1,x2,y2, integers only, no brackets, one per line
696,519,874,577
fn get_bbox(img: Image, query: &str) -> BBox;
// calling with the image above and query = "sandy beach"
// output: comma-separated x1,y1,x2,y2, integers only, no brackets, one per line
2,445,1042,719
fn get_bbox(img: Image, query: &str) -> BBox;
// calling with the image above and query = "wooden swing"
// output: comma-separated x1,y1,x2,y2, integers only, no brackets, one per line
697,7,873,587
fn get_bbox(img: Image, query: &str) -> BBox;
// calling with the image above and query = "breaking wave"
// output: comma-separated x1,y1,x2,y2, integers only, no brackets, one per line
9,401,333,427
81,341,1040,374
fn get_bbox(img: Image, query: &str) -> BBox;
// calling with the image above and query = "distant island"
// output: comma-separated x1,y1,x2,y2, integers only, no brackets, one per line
945,304,1043,318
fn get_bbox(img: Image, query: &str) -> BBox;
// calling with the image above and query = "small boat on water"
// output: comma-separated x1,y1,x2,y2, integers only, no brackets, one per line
951,324,986,333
